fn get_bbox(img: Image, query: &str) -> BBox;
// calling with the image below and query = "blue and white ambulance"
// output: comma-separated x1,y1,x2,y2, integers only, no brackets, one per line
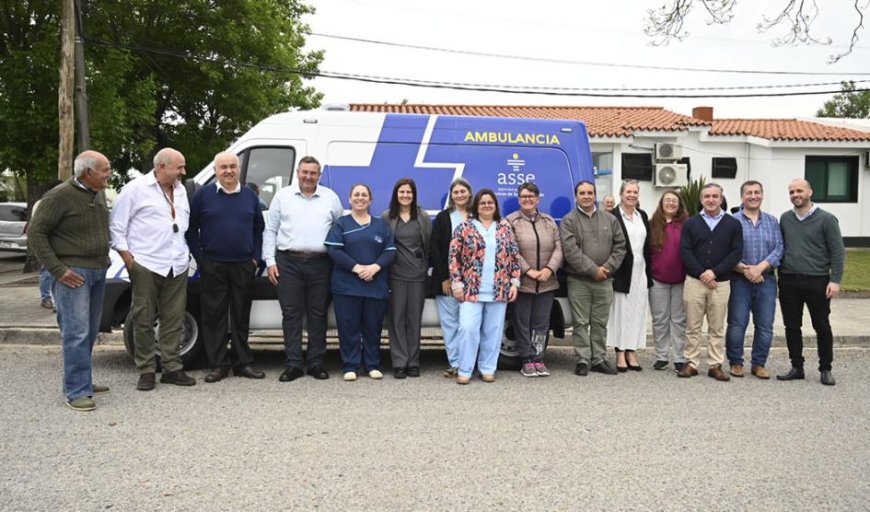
100,109,595,368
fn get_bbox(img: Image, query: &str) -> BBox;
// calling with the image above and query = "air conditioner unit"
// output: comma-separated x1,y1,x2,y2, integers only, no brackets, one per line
655,163,688,188
655,143,682,161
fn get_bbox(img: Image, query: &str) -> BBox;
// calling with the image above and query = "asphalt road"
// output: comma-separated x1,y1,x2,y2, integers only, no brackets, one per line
1,344,868,511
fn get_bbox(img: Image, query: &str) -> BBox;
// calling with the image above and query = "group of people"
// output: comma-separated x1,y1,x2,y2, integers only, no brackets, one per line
29,147,845,412
587,178,844,389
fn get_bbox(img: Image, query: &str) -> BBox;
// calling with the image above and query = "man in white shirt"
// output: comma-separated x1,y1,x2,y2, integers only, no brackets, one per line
262,156,343,382
110,147,196,391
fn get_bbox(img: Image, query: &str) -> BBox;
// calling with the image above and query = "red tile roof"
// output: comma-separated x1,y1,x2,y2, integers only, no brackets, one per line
350,104,707,138
710,119,870,142
349,104,870,142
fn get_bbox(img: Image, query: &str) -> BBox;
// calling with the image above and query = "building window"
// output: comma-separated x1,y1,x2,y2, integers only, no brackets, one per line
621,153,653,181
711,157,738,179
805,156,858,203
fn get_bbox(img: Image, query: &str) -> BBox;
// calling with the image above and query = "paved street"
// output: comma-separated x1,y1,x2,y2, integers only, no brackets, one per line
2,343,868,511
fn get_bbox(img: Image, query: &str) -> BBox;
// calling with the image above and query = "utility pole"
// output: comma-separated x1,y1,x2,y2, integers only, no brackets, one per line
58,0,75,180
74,0,90,151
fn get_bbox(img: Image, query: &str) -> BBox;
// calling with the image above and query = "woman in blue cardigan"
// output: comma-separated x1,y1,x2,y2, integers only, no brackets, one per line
325,183,396,381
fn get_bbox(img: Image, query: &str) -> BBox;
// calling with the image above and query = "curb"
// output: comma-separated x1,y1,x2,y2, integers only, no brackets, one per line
1,327,868,348
0,327,123,346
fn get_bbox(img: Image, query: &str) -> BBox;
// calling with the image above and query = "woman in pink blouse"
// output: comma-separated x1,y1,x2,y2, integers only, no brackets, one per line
648,190,689,372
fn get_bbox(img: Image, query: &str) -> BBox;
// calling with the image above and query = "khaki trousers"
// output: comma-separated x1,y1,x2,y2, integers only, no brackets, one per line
683,276,730,369
130,262,188,373
568,276,613,364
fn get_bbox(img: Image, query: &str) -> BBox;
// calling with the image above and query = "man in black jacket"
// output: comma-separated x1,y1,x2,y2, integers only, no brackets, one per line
678,183,743,381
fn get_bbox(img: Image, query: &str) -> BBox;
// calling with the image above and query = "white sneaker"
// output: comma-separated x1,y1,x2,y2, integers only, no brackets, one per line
368,369,384,380
343,371,357,381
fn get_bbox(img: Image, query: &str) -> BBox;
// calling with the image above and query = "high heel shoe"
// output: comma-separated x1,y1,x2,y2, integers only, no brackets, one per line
615,348,627,373
625,350,642,372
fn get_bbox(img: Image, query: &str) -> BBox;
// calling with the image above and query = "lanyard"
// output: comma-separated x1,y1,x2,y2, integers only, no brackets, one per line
160,184,179,232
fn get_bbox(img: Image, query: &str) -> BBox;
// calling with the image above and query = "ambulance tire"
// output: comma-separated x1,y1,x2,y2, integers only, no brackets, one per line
123,307,203,368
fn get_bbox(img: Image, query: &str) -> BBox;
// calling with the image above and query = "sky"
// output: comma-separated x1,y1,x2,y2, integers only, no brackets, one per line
301,0,870,119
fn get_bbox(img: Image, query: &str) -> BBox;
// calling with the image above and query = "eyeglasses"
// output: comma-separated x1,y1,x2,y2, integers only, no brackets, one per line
518,195,538,200
662,199,679,205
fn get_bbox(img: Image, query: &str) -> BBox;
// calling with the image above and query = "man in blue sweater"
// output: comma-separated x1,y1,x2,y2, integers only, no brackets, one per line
186,152,266,383
678,183,743,381
777,179,845,386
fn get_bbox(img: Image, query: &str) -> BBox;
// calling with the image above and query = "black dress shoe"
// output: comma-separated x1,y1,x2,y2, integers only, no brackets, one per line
306,366,329,380
234,365,265,379
820,370,836,386
776,367,805,381
279,367,305,382
574,360,590,376
160,370,196,386
591,360,618,375
393,368,407,379
406,366,420,378
205,367,230,383
137,372,156,391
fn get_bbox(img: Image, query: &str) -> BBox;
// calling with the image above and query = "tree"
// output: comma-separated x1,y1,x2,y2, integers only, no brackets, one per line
645,0,867,63
0,0,323,198
82,0,323,176
816,81,870,118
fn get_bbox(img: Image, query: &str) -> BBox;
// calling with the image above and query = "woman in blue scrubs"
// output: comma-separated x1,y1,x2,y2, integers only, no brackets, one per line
325,183,396,381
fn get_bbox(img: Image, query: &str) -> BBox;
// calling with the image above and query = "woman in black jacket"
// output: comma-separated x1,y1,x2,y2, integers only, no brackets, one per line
428,178,472,378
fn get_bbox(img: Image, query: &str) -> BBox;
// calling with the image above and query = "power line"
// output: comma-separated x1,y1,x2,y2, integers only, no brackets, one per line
308,31,870,77
84,37,870,98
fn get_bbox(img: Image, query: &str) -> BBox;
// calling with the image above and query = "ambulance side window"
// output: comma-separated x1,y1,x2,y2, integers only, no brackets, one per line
241,147,297,210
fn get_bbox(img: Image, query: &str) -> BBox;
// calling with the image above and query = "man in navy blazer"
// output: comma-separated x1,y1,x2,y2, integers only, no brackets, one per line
678,183,743,381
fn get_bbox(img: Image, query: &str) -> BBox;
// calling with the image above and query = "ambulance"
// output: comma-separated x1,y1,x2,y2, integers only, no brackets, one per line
100,109,595,369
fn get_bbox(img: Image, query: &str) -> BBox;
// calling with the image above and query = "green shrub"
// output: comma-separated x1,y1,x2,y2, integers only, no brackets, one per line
679,176,706,216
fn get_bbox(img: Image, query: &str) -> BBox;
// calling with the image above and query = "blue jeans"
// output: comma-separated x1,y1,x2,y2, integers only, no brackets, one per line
725,276,776,367
39,266,54,301
53,267,106,401
457,300,507,378
436,295,461,368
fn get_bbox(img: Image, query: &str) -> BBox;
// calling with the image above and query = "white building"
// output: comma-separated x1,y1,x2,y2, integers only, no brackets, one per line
352,104,870,244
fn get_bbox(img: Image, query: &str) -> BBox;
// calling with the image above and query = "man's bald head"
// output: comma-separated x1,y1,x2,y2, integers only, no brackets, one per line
788,178,813,210
152,147,187,187
789,178,812,192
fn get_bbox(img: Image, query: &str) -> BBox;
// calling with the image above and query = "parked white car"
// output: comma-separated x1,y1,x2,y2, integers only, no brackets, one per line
0,202,28,252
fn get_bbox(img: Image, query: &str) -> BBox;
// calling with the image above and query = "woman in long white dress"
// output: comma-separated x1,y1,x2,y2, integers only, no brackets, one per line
607,180,652,371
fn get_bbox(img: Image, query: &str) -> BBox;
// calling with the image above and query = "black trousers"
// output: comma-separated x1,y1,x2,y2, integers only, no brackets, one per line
200,260,256,369
276,252,332,369
510,291,555,360
778,273,833,371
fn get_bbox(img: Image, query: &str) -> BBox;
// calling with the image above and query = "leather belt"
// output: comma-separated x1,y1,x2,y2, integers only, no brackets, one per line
280,250,328,259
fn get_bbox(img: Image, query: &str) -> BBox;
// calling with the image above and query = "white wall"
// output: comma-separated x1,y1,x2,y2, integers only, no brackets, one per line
596,132,868,238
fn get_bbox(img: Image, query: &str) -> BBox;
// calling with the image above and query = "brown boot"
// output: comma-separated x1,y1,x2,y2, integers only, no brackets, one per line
707,365,731,382
751,365,770,379
730,364,744,378
677,364,699,378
